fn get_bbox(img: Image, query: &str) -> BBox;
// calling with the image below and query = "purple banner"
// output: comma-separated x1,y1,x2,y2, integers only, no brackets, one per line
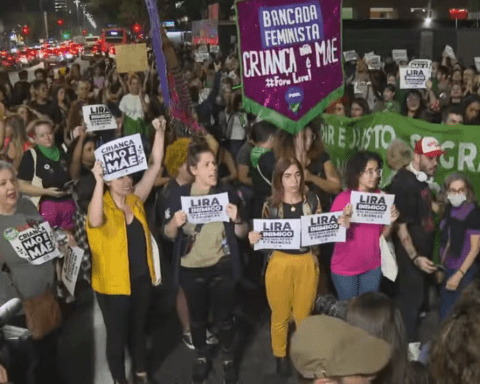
144,0,170,106
236,0,343,133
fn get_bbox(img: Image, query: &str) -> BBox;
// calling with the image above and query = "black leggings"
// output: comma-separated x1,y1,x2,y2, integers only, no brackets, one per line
180,258,236,359
96,276,152,383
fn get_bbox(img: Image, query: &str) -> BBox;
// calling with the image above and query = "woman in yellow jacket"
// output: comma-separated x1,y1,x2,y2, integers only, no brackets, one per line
86,118,165,384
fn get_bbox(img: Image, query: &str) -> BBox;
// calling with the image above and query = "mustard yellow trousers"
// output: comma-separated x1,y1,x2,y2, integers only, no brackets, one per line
265,251,319,358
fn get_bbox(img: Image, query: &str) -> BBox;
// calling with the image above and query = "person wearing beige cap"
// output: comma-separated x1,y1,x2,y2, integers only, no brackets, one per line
290,315,392,384
390,136,443,346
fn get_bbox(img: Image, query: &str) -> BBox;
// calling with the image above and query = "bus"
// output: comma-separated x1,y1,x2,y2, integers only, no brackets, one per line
99,27,130,56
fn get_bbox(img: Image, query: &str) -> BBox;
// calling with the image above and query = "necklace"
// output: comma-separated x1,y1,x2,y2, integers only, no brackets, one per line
291,204,296,212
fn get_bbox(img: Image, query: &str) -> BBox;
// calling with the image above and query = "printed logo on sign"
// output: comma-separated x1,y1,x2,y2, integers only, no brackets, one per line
258,1,324,49
89,105,113,126
285,86,304,113
405,69,426,84
356,195,387,212
189,197,223,214
308,214,339,233
262,222,293,237
3,228,18,242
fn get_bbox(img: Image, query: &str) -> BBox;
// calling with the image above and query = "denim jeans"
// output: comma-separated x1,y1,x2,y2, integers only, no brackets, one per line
440,264,478,320
332,267,382,300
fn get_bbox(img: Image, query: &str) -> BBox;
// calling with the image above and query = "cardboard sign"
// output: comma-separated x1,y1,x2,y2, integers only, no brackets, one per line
195,52,209,62
253,219,301,251
409,59,432,69
181,192,230,224
83,104,117,132
399,67,431,89
367,55,381,70
94,134,148,182
354,81,368,94
115,43,149,74
475,57,480,73
210,45,220,53
392,49,408,63
350,191,395,225
300,212,346,247
3,222,61,265
444,45,456,59
62,246,84,296
343,50,358,62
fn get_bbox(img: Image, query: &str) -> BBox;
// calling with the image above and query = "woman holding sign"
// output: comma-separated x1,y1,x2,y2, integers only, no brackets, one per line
0,161,65,383
164,141,247,384
86,117,165,384
331,151,399,301
248,157,321,377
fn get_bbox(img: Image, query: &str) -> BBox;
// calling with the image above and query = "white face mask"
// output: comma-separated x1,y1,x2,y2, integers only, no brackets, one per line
448,194,467,207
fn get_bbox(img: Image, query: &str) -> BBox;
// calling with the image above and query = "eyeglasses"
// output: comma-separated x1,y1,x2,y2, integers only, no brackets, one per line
448,188,466,195
363,169,383,177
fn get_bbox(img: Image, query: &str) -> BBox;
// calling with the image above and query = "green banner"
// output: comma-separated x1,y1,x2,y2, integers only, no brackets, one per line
321,113,480,194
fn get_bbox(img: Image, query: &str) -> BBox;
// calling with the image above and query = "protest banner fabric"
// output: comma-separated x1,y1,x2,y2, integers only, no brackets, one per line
62,246,84,296
94,134,148,182
235,0,344,134
83,104,117,131
115,44,149,74
3,222,61,265
181,192,230,224
300,212,346,246
192,20,219,45
350,191,395,225
320,113,480,196
253,219,301,251
399,67,431,89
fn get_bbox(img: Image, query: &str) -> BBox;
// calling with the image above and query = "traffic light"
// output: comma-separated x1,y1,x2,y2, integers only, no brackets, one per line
82,29,87,36
132,23,141,34
22,25,30,36
57,19,64,27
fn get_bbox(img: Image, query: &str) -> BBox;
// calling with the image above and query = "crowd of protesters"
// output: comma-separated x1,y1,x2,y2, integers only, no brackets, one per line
0,42,479,384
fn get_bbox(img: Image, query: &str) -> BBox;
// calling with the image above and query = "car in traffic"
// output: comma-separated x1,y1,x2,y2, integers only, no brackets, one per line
81,36,101,60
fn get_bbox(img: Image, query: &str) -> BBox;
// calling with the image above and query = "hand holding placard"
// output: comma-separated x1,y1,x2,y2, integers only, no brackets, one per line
350,191,395,225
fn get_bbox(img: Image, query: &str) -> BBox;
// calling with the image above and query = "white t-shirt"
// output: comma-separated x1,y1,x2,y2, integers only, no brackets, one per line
119,94,150,121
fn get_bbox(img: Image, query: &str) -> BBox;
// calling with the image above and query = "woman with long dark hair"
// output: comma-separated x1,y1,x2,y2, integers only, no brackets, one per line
401,90,428,120
331,151,399,300
249,157,321,377
164,141,247,384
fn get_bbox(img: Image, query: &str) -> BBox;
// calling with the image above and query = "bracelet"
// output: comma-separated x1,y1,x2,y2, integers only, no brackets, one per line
412,255,420,264
458,269,465,276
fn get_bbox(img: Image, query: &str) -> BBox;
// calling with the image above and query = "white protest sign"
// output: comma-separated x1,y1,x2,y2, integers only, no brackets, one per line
409,59,432,70
82,104,117,132
195,52,209,62
343,50,358,62
392,49,408,63
367,55,381,70
94,133,148,182
62,246,84,296
475,58,480,73
253,219,301,251
364,51,375,60
300,213,346,247
354,81,368,94
444,45,456,59
350,191,395,225
198,45,208,54
380,236,398,282
181,192,230,224
3,222,61,265
210,45,220,53
399,67,431,89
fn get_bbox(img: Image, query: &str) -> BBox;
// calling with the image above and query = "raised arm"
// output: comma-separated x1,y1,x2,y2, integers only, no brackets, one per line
88,161,105,228
133,117,166,202
69,129,87,180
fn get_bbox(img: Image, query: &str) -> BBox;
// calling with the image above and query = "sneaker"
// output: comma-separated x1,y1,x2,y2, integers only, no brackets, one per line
192,358,210,384
222,360,237,384
206,329,218,345
183,331,195,350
